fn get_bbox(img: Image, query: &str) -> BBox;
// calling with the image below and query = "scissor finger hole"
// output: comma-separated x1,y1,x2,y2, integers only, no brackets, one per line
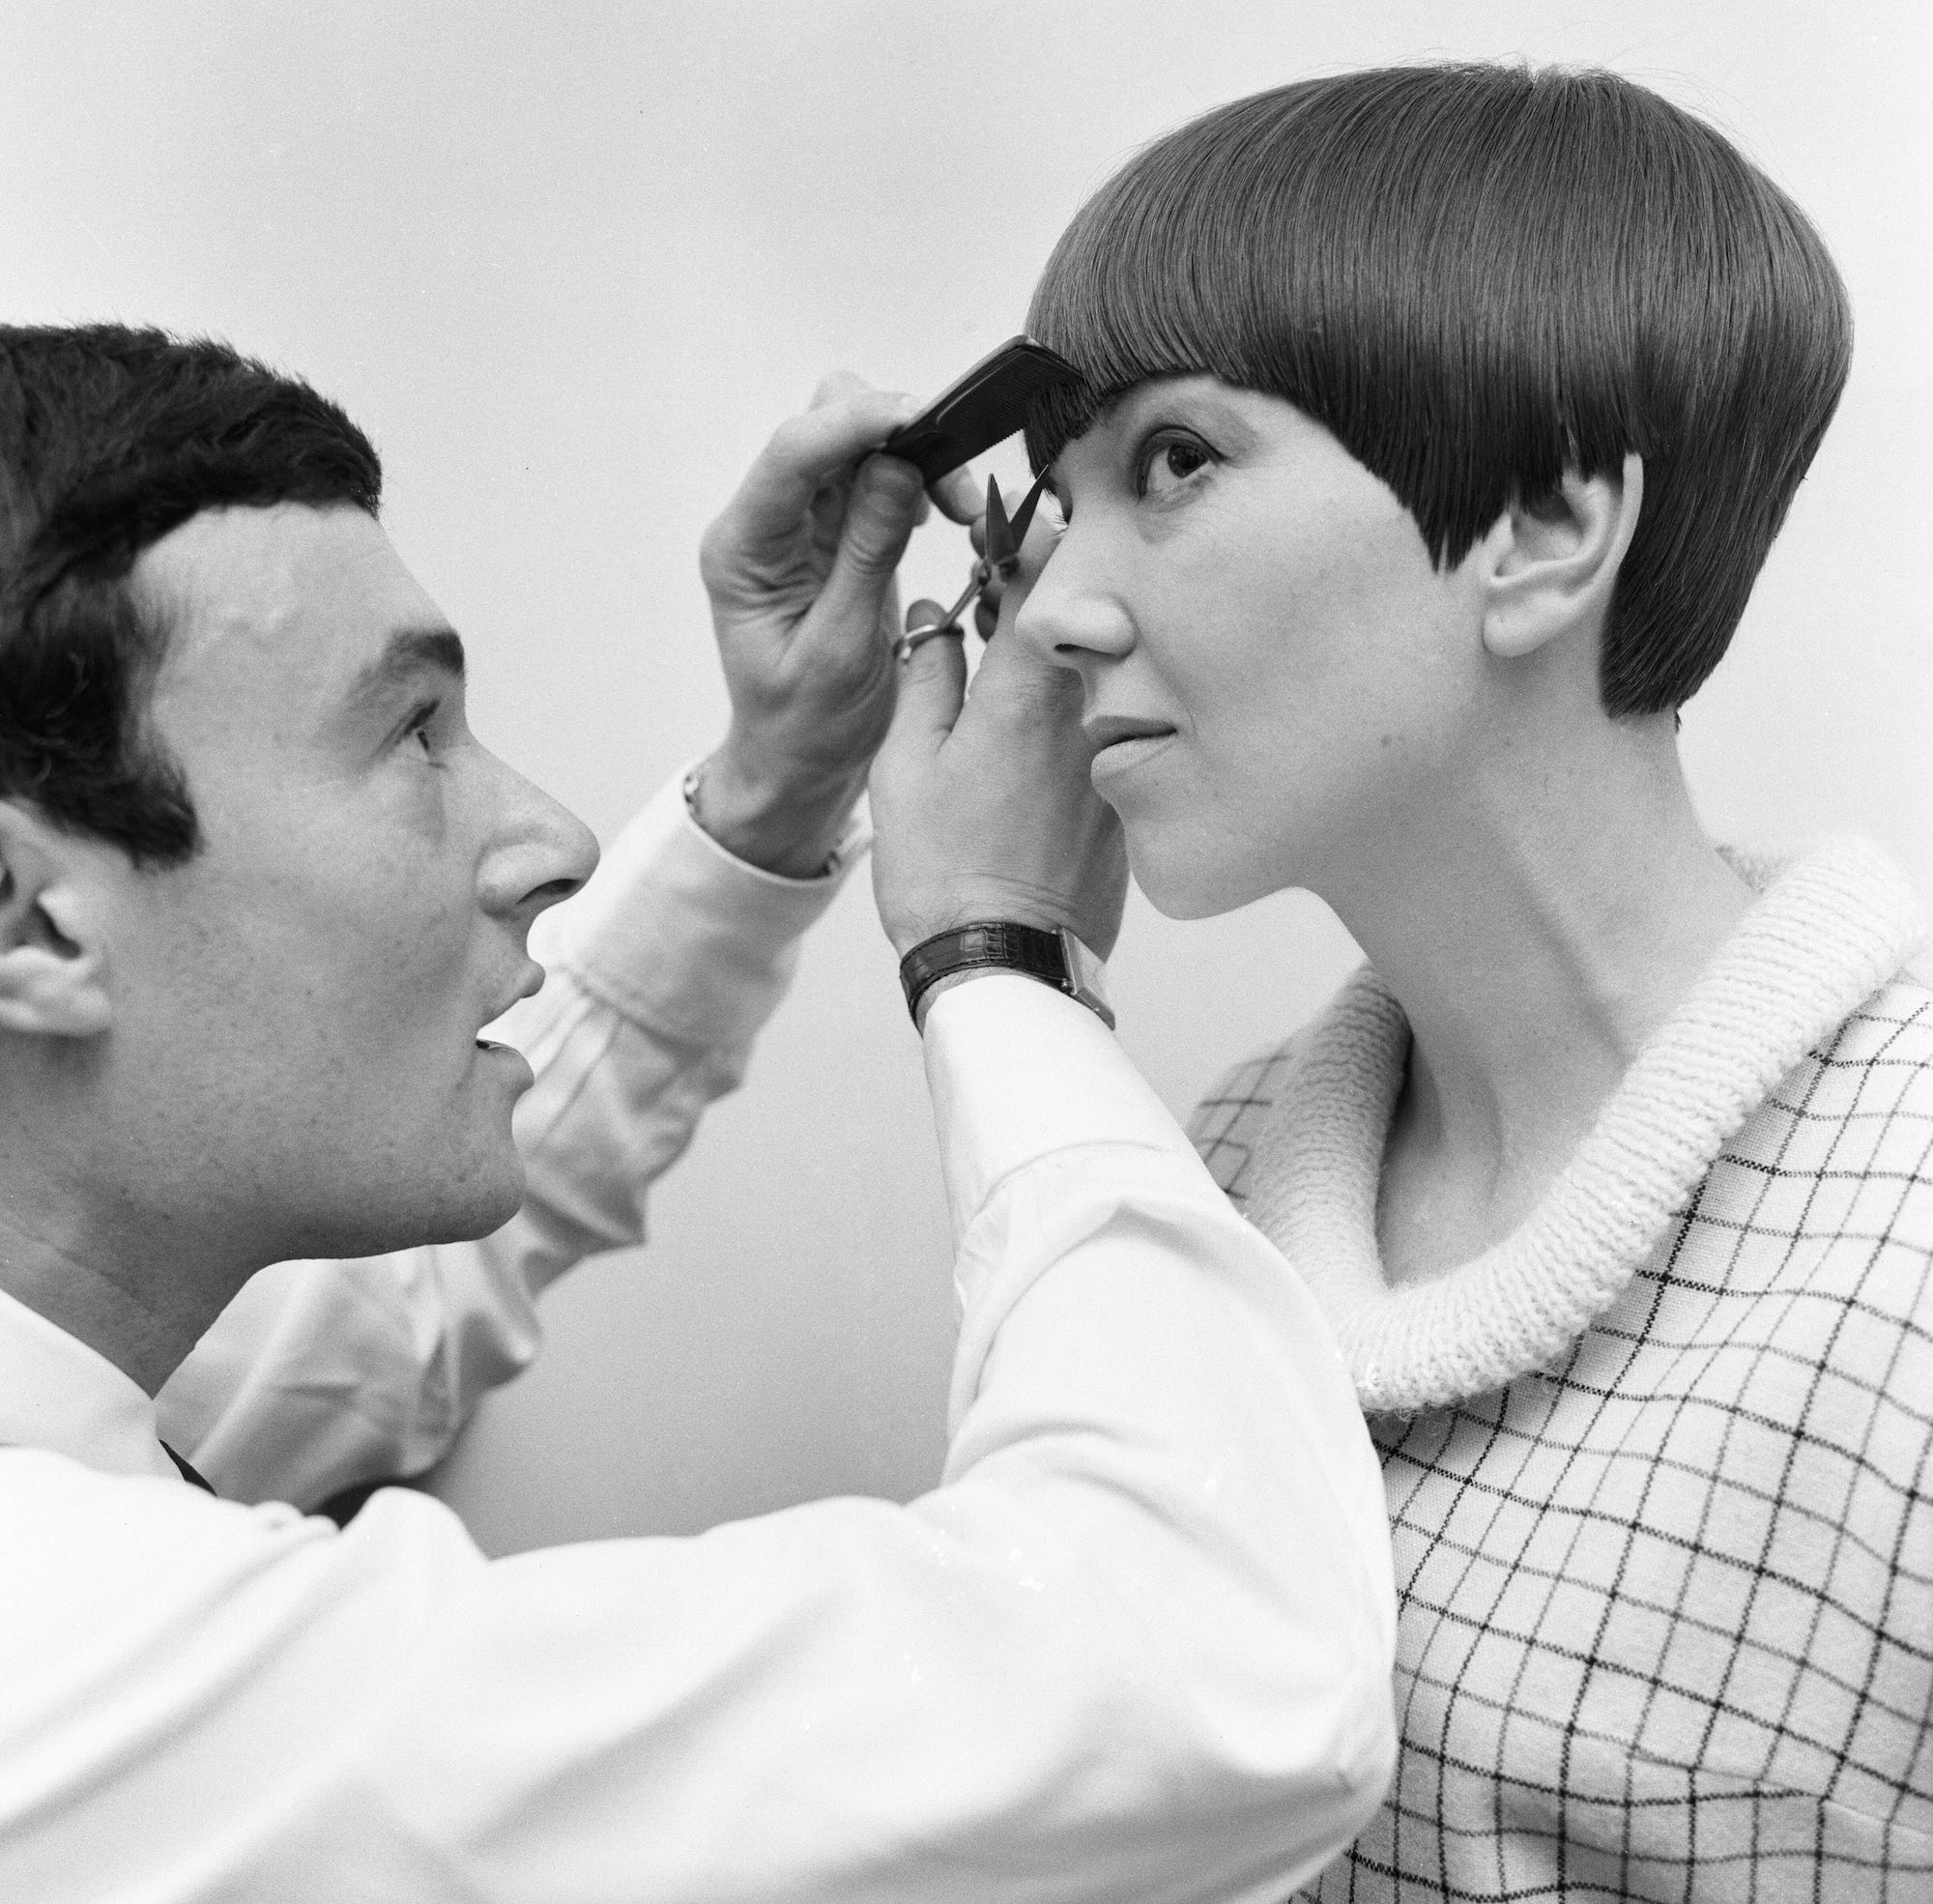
894,621,966,665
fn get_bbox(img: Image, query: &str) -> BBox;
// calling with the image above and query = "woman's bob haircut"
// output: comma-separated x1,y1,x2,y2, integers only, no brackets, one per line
1024,64,1852,717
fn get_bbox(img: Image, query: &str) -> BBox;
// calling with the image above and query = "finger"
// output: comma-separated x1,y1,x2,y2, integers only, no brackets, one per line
926,465,983,525
971,549,1008,638
995,490,1064,623
990,557,1037,644
811,369,906,411
813,454,927,636
728,390,925,543
884,613,967,756
904,597,952,634
1019,489,1062,564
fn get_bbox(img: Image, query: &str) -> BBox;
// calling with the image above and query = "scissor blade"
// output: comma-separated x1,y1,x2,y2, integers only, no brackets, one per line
982,475,1017,573
1005,467,1053,553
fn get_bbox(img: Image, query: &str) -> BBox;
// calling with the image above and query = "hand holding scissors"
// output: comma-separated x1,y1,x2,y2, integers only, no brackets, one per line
894,467,1055,662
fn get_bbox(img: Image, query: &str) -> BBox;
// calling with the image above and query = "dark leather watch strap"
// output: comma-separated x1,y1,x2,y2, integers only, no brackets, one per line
900,922,1086,1028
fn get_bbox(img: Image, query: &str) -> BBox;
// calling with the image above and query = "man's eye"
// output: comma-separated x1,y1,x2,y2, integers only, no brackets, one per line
403,701,441,754
1139,435,1213,498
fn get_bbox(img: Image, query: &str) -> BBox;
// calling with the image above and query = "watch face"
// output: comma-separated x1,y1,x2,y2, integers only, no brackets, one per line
1056,928,1116,1030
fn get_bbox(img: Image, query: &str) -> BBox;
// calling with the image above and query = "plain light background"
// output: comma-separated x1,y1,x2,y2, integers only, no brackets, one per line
3,2,1925,1552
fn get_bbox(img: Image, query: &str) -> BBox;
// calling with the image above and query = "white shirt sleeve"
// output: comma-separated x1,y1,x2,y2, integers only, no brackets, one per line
157,772,863,1507
3,975,1398,1904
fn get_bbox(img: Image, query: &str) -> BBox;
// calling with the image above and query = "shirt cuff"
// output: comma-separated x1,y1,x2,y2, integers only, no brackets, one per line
922,972,1202,1241
537,768,869,1048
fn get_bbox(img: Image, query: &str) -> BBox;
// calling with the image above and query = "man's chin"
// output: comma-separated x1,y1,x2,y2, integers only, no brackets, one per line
432,1177,527,1246
285,1152,527,1261
433,1141,529,1244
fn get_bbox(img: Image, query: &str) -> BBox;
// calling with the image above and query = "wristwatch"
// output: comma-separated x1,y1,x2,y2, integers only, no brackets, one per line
899,922,1114,1032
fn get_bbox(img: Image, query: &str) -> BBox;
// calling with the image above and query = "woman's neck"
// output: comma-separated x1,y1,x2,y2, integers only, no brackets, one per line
1323,715,1753,1286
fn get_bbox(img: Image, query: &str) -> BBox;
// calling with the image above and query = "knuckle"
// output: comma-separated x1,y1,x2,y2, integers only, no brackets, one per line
697,515,736,588
811,369,864,406
843,492,918,577
768,413,815,460
845,536,899,578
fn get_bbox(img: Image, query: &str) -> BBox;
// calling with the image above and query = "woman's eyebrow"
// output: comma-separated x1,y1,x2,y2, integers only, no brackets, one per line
1122,378,1263,453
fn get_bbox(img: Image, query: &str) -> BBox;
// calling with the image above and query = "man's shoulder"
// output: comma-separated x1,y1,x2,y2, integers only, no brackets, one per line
1186,1024,1319,1207
0,1446,316,1637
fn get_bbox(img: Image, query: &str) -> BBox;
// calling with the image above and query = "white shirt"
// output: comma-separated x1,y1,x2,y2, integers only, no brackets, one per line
0,777,1397,1904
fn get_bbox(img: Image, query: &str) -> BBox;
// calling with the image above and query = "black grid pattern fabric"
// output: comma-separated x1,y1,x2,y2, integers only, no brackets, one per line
1189,977,1933,1901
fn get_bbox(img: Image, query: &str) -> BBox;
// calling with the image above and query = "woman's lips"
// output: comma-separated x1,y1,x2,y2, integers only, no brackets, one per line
1085,715,1177,777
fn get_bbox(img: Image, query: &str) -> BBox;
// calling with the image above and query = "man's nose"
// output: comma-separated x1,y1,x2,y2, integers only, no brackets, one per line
480,764,600,919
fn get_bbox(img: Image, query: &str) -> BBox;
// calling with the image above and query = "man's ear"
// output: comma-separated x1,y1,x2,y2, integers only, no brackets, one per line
1482,451,1644,662
0,803,112,1037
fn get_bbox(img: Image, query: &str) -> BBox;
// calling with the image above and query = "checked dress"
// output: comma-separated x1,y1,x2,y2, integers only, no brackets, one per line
1190,838,1933,1901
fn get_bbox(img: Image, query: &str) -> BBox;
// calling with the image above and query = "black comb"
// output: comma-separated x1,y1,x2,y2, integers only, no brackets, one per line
883,336,1084,483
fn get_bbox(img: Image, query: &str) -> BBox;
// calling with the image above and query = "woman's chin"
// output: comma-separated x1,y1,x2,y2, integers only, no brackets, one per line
1129,844,1282,922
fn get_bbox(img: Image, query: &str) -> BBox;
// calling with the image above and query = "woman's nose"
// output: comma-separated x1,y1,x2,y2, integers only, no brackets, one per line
1011,527,1136,667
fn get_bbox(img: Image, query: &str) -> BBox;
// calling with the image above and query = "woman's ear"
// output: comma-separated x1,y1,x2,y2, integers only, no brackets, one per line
1482,451,1644,661
0,804,112,1038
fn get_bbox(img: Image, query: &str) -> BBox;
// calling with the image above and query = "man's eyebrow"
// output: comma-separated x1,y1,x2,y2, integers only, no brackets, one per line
345,626,467,715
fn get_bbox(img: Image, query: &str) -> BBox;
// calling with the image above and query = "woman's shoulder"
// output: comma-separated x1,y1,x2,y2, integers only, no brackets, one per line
1822,967,1933,1073
1795,969,1933,1276
1186,1024,1319,1208
1794,968,1933,1168
1186,965,1393,1206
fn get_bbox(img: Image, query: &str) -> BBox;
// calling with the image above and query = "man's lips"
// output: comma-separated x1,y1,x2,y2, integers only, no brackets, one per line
476,962,547,1046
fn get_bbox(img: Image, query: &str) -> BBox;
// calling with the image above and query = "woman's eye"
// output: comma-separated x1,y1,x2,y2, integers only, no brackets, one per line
1140,435,1212,498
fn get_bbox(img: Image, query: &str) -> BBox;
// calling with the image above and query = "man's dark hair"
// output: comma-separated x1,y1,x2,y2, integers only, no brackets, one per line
0,326,383,864
1024,65,1852,716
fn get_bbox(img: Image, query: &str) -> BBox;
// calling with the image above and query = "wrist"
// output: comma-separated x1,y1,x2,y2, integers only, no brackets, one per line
900,922,1114,1033
883,892,1082,962
909,966,991,1033
688,741,865,880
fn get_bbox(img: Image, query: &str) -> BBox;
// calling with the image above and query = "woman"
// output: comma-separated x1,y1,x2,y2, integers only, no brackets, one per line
994,63,1930,1901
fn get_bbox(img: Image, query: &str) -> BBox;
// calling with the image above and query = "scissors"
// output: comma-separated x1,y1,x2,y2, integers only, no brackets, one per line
879,335,1082,664
894,468,1054,663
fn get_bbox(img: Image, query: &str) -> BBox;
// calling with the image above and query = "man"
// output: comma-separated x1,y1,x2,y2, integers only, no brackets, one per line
0,326,1395,1900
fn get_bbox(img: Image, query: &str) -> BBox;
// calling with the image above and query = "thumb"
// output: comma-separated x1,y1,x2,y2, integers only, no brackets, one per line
818,454,925,633
880,604,966,762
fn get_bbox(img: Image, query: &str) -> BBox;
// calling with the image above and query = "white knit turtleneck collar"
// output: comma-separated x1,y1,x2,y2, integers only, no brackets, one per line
1242,837,1927,1416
